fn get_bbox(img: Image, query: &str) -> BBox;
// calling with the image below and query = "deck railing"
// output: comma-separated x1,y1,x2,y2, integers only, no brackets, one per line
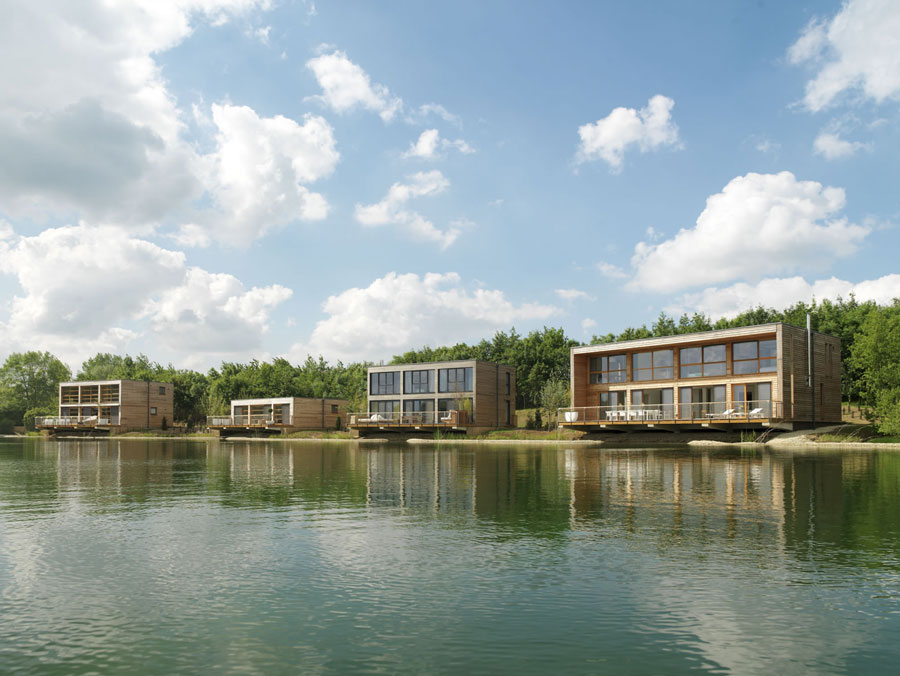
207,415,289,426
557,400,781,424
35,415,119,427
350,410,468,426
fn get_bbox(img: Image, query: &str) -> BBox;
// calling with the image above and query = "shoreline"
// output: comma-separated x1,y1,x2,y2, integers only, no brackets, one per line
5,433,900,450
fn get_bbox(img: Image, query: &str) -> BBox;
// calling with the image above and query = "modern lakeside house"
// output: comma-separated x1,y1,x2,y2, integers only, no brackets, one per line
36,379,175,435
559,322,841,432
207,397,349,437
350,359,516,436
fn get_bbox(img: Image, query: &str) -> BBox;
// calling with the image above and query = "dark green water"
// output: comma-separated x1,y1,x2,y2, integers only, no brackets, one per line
1,439,899,674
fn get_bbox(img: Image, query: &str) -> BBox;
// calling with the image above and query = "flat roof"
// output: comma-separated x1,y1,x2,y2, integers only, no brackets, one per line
60,379,173,386
368,359,514,371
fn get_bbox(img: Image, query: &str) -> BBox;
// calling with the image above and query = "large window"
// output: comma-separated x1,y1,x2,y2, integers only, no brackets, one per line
371,400,399,415
370,371,401,395
505,372,511,395
733,339,777,375
403,399,434,413
680,344,726,378
633,350,673,381
404,369,434,394
679,385,726,418
600,391,624,408
733,382,772,415
589,355,626,384
438,367,473,393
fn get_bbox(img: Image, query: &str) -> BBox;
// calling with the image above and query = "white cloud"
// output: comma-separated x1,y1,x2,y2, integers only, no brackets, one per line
669,274,900,319
789,0,900,111
813,131,869,159
0,223,291,366
305,49,403,122
754,137,781,154
576,95,681,171
555,289,595,301
195,103,339,246
402,129,475,159
355,171,461,248
581,318,598,333
596,262,628,280
414,103,462,127
249,25,271,45
143,268,292,356
0,0,269,225
287,272,558,363
629,171,869,292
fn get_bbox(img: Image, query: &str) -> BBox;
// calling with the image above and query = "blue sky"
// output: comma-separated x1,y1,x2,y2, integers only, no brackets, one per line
0,0,898,370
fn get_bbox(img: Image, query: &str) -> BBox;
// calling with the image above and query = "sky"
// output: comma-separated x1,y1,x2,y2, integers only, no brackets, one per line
0,0,898,371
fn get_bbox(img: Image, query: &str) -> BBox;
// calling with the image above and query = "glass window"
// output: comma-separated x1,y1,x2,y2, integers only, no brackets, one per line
505,372,511,395
438,398,473,411
680,344,725,378
331,404,339,414
733,339,777,375
159,386,166,395
370,371,401,395
438,367,473,393
403,399,434,413
733,341,758,360
150,407,157,415
371,400,400,415
589,354,626,384
634,349,673,381
600,391,623,408
404,369,434,394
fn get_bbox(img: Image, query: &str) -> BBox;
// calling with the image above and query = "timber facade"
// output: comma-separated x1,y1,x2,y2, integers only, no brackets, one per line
37,380,174,434
208,397,349,437
561,323,840,432
351,360,516,436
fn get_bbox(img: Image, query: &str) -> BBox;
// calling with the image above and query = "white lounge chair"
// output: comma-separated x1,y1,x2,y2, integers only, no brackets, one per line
748,408,764,417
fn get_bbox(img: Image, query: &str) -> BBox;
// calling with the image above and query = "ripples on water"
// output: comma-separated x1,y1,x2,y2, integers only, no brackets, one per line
1,438,899,674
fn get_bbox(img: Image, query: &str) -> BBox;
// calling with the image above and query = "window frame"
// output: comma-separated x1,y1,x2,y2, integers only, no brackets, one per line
404,369,435,394
632,349,674,382
733,339,777,375
438,367,473,393
370,371,401,395
589,354,627,384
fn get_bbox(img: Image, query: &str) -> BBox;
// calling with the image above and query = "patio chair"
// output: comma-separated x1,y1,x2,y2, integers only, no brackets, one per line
748,408,764,417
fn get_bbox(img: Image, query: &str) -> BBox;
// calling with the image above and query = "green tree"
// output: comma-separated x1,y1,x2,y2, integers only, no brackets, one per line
0,351,70,411
849,303,900,433
539,378,570,430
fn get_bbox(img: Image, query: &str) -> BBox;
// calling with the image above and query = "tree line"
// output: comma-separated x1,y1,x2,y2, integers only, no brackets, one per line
1,295,898,434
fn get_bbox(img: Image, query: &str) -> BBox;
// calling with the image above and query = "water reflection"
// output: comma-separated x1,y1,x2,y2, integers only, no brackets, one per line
2,439,900,674
5,439,900,567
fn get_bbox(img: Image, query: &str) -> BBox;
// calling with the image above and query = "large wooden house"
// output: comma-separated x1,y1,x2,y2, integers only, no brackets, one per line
350,359,516,436
37,380,175,435
208,397,349,437
560,323,841,431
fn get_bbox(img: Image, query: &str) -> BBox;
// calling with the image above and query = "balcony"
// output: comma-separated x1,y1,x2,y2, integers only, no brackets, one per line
557,400,782,427
207,415,289,428
35,415,120,428
350,410,468,429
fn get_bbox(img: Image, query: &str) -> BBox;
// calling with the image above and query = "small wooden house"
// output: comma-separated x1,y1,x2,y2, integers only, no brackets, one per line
351,359,516,436
208,397,349,437
37,380,175,434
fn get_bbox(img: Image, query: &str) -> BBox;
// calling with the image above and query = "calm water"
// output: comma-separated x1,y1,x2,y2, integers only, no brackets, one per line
1,439,899,674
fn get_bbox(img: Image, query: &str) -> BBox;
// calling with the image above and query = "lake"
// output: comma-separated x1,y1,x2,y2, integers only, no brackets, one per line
1,438,898,674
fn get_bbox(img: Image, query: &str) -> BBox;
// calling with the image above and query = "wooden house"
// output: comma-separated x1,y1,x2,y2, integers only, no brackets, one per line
208,397,349,437
350,360,516,436
37,380,174,434
560,323,840,432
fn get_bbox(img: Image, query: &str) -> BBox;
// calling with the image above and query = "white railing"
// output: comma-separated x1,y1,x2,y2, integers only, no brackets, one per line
35,415,119,427
207,415,288,426
351,410,468,426
557,400,781,424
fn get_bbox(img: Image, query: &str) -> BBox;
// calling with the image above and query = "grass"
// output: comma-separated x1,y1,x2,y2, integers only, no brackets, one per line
813,424,891,443
281,430,352,439
474,428,585,441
